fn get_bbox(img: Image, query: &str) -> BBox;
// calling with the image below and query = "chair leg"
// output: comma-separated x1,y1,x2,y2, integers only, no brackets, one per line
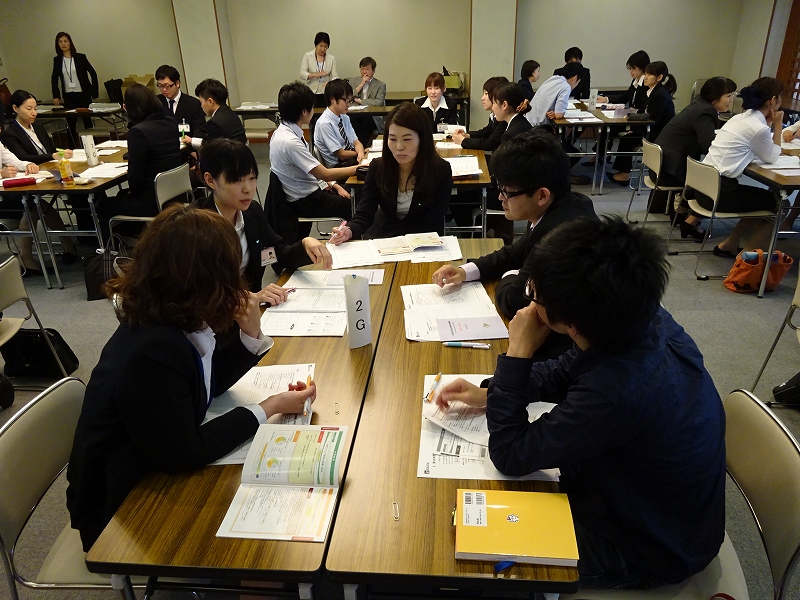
693,217,715,281
33,195,64,289
26,300,68,378
624,183,639,224
752,308,793,391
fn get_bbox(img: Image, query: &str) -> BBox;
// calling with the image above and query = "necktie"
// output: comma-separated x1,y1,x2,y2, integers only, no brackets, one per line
169,99,175,114
338,117,354,151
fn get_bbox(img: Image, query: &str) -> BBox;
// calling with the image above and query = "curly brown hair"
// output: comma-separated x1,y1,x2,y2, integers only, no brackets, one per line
105,205,249,333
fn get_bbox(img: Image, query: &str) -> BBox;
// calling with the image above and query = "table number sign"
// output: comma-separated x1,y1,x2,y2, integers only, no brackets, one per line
344,275,371,348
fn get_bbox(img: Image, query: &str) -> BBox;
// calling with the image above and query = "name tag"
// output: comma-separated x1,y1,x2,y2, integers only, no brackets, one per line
261,247,277,266
437,123,448,133
67,81,78,90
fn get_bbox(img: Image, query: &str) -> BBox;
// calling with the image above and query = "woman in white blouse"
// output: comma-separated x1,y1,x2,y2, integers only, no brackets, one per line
300,32,338,96
698,77,784,257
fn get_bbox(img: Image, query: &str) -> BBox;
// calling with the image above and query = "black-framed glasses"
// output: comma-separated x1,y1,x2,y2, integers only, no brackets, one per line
491,175,537,200
523,277,544,306
157,82,177,91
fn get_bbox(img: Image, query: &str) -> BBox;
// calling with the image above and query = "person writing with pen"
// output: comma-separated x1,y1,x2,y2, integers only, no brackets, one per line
435,216,725,591
329,102,451,243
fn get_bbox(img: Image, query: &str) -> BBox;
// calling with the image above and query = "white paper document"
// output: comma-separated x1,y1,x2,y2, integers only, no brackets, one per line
79,163,128,178
436,315,509,341
285,269,385,288
444,156,483,177
436,142,462,149
96,149,118,156
327,240,384,269
259,311,347,336
266,288,346,312
370,139,383,151
773,168,800,177
401,282,493,309
409,235,463,263
346,104,369,111
0,171,53,184
405,303,500,341
780,139,800,150
755,155,800,169
237,102,278,110
95,139,128,148
67,149,87,162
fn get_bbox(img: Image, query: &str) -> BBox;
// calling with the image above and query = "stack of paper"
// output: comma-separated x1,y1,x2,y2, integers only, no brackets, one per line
445,156,482,177
756,155,800,170
402,283,502,341
326,235,463,268
436,141,462,149
417,373,559,481
95,140,128,149
88,103,121,112
259,288,348,337
78,163,128,178
285,269,385,287
67,149,87,162
370,139,383,151
237,102,278,110
346,104,369,111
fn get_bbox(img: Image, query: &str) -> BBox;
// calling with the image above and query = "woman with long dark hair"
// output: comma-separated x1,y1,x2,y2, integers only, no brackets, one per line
51,32,98,142
329,102,452,241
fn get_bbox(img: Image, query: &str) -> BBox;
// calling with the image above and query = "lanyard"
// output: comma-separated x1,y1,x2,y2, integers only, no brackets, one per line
65,57,74,82
316,56,325,72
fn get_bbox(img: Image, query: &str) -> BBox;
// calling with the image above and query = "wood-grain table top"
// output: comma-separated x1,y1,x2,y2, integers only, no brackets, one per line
744,148,800,191
2,149,128,194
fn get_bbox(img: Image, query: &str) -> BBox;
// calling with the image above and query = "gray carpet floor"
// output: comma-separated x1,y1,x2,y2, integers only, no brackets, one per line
1,145,798,599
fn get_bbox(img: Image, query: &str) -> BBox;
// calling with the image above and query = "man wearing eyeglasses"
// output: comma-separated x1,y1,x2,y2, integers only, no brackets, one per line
155,65,205,137
432,129,596,357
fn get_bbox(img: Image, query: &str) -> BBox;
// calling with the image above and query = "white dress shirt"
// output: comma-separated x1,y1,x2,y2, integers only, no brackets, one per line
703,109,781,178
0,142,32,172
61,56,83,93
269,122,326,201
214,200,249,272
421,95,450,122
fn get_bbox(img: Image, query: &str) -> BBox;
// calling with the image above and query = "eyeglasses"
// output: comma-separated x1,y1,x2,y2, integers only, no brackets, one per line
157,82,177,91
491,176,537,200
523,277,545,306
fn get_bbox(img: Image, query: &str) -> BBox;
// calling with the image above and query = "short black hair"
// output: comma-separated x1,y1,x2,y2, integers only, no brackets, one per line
155,65,180,83
700,77,737,104
314,32,330,47
491,129,571,201
195,79,228,105
529,216,669,352
124,83,164,124
564,47,583,62
199,138,259,182
626,51,650,71
279,81,316,123
483,76,509,102
324,79,353,106
521,60,540,80
559,61,583,81
359,56,376,70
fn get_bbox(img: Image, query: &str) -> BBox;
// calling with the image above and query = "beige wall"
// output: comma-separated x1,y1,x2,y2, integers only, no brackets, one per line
173,0,226,94
0,0,182,102
762,0,792,77
222,0,471,104
515,0,766,110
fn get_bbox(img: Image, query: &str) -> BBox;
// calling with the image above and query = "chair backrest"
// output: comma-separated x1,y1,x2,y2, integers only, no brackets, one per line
690,78,708,102
0,378,86,556
641,139,663,178
731,94,744,115
685,157,720,204
0,256,29,313
724,390,800,600
154,163,193,210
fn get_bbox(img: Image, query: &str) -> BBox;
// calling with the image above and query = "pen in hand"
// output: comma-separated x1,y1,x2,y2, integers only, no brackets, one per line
303,374,312,416
329,220,347,243
424,372,443,403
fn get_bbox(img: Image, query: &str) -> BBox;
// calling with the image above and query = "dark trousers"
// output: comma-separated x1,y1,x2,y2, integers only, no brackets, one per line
694,176,777,213
97,190,158,238
291,189,352,220
350,114,378,146
63,91,93,145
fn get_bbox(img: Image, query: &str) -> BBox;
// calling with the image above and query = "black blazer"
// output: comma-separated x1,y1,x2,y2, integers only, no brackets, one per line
501,114,533,143
159,93,206,137
655,99,718,185
197,104,247,144
126,112,182,200
414,95,459,127
51,53,98,99
195,196,311,290
348,157,452,239
461,116,507,152
605,80,648,110
471,191,598,319
0,120,56,164
640,84,676,142
518,79,534,102
66,321,265,550
554,64,591,100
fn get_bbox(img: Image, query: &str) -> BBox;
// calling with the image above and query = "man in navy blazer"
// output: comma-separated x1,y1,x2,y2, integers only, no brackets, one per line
155,65,206,137
181,78,247,148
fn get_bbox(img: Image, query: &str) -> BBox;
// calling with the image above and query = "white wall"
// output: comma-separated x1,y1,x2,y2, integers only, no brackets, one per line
762,0,792,77
172,0,226,93
223,0,471,103
730,0,776,87
0,0,182,102
515,0,758,109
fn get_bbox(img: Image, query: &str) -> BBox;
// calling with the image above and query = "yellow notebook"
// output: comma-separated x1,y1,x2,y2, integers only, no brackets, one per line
455,489,579,566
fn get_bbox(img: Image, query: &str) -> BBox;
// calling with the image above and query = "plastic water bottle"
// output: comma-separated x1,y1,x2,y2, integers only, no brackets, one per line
742,251,778,264
57,150,75,187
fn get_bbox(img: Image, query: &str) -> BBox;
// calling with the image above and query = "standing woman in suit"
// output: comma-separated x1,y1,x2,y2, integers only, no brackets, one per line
329,102,452,242
98,84,181,236
414,73,459,129
0,89,78,272
609,61,677,185
51,32,98,143
452,76,508,151
492,82,533,143
300,32,338,102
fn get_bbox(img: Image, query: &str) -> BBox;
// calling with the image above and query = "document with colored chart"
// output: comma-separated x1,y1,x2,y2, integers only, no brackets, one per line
217,424,348,542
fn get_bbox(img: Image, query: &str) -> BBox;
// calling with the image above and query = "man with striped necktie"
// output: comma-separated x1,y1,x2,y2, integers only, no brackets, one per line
313,79,365,168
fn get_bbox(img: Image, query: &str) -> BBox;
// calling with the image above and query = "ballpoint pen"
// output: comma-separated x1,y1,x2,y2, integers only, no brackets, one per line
443,342,490,349
303,374,312,416
424,372,442,403
329,220,347,243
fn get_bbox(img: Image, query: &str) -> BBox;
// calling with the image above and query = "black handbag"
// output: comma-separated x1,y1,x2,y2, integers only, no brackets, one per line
83,234,132,301
626,112,651,122
0,372,13,409
0,328,79,378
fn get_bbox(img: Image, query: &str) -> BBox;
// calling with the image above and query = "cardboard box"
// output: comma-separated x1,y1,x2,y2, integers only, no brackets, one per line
121,74,156,98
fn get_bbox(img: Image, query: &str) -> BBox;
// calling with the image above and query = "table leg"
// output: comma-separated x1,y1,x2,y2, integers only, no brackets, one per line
480,187,487,238
591,126,602,196
343,583,358,600
18,195,53,289
88,193,104,248
757,190,787,298
110,574,137,600
33,194,64,289
298,582,313,600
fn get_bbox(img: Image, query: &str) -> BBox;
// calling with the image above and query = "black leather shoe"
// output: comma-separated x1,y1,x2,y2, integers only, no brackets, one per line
21,267,44,277
61,251,78,265
606,172,629,185
712,246,741,258
679,221,707,243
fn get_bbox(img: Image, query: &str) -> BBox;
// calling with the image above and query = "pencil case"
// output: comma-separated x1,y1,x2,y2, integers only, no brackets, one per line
626,112,650,122
2,177,36,188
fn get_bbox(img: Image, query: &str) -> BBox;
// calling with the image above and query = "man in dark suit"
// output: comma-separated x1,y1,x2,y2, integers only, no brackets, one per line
554,46,591,100
155,64,206,137
432,130,598,358
182,78,247,149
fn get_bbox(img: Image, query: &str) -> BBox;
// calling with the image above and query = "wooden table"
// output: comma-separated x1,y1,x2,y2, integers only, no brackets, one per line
326,239,580,598
34,106,127,145
85,263,398,597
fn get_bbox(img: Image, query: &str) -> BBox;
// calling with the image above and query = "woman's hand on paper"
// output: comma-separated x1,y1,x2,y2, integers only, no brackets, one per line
432,265,465,287
303,237,333,268
53,98,61,106
25,163,39,175
507,304,550,359
256,284,289,306
329,225,352,245
0,166,17,178
260,380,316,417
436,378,487,410
234,292,263,339
783,128,798,142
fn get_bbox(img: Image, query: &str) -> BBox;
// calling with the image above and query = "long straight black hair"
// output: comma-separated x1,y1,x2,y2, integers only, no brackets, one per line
376,102,446,207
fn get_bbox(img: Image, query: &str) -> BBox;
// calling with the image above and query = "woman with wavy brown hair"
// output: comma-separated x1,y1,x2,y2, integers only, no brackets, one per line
65,205,316,551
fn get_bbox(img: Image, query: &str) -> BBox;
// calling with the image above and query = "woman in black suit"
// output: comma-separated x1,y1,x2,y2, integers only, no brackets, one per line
414,72,459,129
491,82,533,144
517,60,540,102
329,103,452,242
452,76,508,151
98,83,182,237
196,139,331,305
609,61,677,185
51,32,98,143
66,205,316,551
0,90,77,273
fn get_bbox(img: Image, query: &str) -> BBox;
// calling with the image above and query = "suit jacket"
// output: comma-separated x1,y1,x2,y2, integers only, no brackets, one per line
554,64,590,100
0,120,56,164
195,195,311,289
501,114,533,143
605,79,648,110
348,157,452,239
461,115,507,152
66,321,265,550
471,191,598,319
348,75,387,131
640,84,676,142
159,92,206,137
51,53,98,99
197,104,247,144
126,112,182,201
414,95,459,127
518,78,535,102
655,98,718,185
